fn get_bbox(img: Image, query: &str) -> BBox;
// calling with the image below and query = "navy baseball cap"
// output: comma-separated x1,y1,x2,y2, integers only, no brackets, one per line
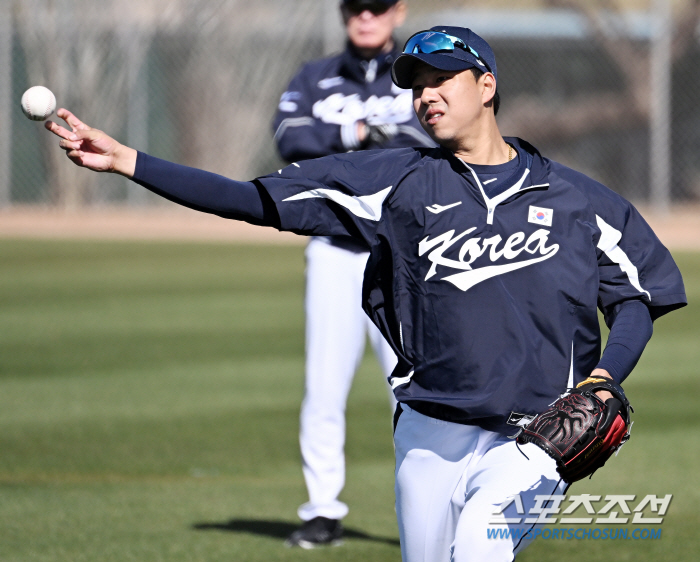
342,0,399,6
391,26,497,89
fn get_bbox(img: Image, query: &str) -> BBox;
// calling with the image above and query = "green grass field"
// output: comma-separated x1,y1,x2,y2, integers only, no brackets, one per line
0,239,697,561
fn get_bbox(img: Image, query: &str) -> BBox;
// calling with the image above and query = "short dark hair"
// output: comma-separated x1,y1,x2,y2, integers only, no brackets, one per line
470,68,500,115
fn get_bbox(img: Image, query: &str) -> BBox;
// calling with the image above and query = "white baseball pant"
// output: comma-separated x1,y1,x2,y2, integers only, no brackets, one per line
394,404,567,562
297,237,397,522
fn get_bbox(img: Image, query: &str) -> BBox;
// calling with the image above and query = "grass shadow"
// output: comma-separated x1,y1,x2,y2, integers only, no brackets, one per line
192,518,400,547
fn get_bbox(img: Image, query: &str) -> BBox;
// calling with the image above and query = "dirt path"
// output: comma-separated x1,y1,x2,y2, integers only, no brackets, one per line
0,207,302,244
1,205,699,250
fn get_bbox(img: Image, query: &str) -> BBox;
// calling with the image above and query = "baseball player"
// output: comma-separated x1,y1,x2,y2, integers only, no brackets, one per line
272,0,433,547
47,25,686,562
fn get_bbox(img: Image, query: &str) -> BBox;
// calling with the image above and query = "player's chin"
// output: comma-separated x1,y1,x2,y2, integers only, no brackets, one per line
418,121,440,143
422,124,452,147
352,32,384,50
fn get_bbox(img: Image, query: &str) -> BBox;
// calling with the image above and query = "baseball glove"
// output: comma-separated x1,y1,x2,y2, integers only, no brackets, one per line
515,377,633,483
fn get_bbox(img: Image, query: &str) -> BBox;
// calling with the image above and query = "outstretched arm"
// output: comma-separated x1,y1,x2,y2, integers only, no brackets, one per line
44,108,275,226
45,109,137,177
44,108,412,243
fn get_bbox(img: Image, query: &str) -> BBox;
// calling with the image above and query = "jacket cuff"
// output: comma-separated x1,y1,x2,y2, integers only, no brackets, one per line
341,122,362,151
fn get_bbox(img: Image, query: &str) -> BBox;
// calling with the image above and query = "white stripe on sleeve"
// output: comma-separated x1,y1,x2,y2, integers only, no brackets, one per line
273,117,315,142
283,185,392,221
595,215,651,300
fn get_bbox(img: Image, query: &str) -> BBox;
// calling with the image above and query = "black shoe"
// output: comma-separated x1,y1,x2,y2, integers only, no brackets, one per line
284,516,343,549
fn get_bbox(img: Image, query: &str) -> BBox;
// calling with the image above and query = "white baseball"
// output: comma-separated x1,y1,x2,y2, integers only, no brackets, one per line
21,86,57,121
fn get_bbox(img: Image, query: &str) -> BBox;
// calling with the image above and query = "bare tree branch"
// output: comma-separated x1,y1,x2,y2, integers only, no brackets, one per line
505,0,700,144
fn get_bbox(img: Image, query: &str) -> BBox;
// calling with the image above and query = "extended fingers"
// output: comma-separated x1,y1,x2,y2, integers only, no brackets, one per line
46,121,104,148
56,108,90,132
59,138,83,153
44,119,78,141
45,120,83,154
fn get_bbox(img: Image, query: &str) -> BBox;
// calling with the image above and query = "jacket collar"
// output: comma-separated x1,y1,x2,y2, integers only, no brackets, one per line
503,136,550,186
339,40,399,83
440,137,551,224
440,137,550,189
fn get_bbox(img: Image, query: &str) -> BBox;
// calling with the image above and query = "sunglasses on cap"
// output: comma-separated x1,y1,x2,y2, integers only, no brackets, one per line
402,31,493,74
343,2,394,16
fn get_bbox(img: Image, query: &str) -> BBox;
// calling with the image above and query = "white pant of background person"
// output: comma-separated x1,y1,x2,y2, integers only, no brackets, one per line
297,237,398,522
395,404,568,562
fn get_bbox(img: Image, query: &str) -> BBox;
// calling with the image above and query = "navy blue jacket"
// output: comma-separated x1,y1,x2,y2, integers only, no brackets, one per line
272,43,433,162
272,43,432,253
133,139,686,435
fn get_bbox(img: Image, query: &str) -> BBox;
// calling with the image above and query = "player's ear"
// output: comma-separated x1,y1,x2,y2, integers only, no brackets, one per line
393,1,407,28
481,72,497,106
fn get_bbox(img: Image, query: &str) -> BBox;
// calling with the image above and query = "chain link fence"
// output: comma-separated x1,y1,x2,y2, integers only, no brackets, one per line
4,0,700,209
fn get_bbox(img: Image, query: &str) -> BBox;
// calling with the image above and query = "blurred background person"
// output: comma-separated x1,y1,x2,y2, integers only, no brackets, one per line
272,0,433,549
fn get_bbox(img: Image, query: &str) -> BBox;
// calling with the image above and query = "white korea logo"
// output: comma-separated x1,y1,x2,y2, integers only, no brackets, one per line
312,92,414,126
418,227,559,292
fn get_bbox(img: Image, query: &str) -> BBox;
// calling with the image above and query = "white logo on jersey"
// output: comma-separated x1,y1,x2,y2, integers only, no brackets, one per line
318,76,345,89
278,91,302,112
418,227,559,292
528,205,553,227
426,201,462,214
506,412,536,427
312,92,414,126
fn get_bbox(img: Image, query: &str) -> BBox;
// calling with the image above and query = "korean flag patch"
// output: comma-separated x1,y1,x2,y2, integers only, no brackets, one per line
528,205,553,227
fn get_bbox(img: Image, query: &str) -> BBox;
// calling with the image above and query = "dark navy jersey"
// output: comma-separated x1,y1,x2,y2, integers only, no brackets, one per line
132,138,686,435
272,42,434,254
252,138,686,434
272,42,433,162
